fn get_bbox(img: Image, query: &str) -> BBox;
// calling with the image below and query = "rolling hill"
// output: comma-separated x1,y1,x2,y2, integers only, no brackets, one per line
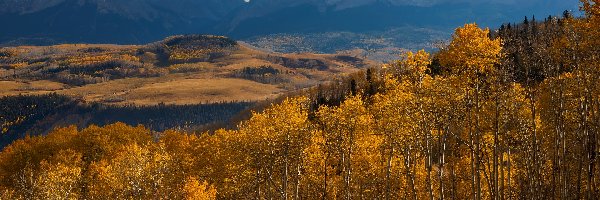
0,35,376,105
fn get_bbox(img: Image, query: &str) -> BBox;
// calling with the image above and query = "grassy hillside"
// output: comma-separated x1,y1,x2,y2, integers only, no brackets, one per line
0,35,376,106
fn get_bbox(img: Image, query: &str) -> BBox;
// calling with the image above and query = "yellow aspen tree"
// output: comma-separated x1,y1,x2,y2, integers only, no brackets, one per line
202,129,250,198
238,97,311,200
376,50,432,200
316,95,374,200
427,76,463,200
33,149,83,200
300,128,328,199
159,130,199,193
183,177,217,200
372,77,418,200
438,23,503,200
574,2,600,198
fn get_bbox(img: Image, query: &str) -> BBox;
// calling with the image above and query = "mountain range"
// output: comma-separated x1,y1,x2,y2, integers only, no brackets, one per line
0,0,580,46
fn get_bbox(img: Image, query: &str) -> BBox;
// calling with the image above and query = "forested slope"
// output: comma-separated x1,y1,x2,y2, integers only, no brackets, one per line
0,1,599,199
0,94,253,148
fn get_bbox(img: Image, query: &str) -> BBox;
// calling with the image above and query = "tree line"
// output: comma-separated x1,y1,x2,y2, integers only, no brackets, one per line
0,94,253,148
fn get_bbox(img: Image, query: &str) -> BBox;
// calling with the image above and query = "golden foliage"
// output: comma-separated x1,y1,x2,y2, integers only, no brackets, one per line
2,17,600,199
438,23,503,75
183,177,217,200
65,53,139,66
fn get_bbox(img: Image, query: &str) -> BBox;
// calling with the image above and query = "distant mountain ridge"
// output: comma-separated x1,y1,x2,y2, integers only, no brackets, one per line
0,0,579,46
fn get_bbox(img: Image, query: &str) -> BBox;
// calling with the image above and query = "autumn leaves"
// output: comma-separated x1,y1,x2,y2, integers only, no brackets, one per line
0,23,510,199
1,1,600,199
